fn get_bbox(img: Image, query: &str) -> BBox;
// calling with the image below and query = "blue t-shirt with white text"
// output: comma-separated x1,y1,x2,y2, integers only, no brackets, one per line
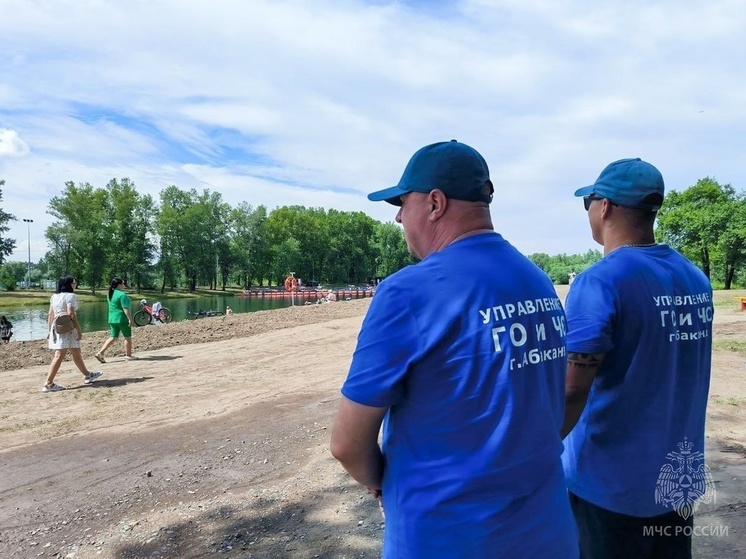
342,233,578,559
563,244,713,517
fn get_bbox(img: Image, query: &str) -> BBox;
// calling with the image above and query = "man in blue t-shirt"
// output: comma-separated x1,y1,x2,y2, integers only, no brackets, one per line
562,158,713,558
330,140,578,558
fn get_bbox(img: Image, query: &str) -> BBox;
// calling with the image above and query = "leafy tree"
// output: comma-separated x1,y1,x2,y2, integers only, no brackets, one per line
263,206,379,285
156,187,225,291
265,206,328,285
656,178,735,279
44,223,75,280
105,178,156,290
714,196,746,289
296,207,331,285
373,222,411,278
0,261,27,290
249,206,272,286
270,237,302,285
529,249,602,284
202,190,232,290
47,182,111,292
0,180,17,266
323,210,378,285
32,256,53,284
528,252,552,273
157,186,198,291
231,203,270,287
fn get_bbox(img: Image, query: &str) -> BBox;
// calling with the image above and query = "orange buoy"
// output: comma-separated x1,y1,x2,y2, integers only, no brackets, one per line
284,275,299,292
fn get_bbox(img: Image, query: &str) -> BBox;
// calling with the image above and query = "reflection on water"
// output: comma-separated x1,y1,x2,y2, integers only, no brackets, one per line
3,307,51,343
3,291,340,342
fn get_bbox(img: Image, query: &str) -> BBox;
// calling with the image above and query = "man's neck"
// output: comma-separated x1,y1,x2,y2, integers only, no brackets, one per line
448,228,495,247
430,202,494,253
604,236,656,256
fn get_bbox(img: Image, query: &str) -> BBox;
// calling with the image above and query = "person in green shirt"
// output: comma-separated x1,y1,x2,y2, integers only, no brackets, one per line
95,277,138,362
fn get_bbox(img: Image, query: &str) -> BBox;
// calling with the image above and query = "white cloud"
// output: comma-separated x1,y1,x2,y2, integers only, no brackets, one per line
0,129,30,157
1,0,745,262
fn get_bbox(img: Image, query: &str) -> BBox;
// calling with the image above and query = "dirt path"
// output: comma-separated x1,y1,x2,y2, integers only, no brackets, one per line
0,297,744,558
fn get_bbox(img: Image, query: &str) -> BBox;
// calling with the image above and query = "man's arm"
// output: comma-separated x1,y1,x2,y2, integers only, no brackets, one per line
561,352,605,438
330,397,388,495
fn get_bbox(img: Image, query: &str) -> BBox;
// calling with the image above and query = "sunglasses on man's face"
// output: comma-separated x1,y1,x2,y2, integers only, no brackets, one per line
583,194,605,211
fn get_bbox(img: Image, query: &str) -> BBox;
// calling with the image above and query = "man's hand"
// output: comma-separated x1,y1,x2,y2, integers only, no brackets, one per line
330,397,388,492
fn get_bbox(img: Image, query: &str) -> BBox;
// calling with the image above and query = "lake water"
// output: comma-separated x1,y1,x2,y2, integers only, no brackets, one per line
2,291,342,342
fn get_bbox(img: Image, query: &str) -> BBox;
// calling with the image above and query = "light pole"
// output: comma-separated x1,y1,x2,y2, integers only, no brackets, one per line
22,218,33,289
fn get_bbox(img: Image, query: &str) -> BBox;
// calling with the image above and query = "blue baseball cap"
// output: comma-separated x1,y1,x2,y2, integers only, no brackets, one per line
368,140,493,206
575,158,664,211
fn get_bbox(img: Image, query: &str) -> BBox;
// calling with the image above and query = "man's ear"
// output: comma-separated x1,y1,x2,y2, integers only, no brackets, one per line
428,189,448,221
601,199,614,218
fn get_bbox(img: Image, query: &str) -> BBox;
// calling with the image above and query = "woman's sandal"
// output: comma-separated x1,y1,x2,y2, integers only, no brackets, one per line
42,383,66,392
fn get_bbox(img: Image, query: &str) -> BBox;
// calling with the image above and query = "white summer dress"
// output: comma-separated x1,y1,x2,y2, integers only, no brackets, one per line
48,292,80,350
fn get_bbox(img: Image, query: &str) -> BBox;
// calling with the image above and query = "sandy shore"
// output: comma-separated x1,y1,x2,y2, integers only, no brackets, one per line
0,299,372,372
0,295,744,558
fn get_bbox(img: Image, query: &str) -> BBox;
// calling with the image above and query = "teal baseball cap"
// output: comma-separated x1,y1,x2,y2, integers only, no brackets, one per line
368,140,493,206
575,158,665,211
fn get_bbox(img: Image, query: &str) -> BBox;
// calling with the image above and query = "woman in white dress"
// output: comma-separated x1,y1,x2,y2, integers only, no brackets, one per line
42,275,103,392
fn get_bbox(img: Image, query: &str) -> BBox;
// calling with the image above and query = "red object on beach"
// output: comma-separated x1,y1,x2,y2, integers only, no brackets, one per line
284,276,299,292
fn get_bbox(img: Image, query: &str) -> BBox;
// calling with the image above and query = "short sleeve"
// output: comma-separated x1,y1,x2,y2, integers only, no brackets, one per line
564,272,615,354
341,281,419,408
68,293,80,311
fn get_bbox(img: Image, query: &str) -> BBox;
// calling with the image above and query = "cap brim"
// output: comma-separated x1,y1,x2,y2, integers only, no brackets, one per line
367,185,406,206
573,185,595,197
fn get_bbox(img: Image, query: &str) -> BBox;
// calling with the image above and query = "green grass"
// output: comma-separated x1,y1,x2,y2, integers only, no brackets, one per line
712,395,746,407
85,388,116,401
0,418,51,434
0,290,68,307
712,289,746,308
713,339,746,357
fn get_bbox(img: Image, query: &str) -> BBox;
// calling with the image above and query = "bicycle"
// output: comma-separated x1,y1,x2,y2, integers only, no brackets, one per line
133,299,173,326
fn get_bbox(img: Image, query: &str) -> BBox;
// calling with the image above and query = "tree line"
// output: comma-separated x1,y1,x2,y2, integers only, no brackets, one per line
1,176,744,291
528,250,603,285
1,178,414,292
527,177,746,288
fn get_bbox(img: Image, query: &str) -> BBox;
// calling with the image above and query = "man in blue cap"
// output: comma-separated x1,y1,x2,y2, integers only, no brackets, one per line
562,158,714,558
331,140,578,558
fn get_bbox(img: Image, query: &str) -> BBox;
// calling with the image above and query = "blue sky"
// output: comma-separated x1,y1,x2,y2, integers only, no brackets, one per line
1,0,744,265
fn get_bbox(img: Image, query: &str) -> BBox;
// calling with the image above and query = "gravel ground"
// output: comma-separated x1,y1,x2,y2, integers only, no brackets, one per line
1,295,744,558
